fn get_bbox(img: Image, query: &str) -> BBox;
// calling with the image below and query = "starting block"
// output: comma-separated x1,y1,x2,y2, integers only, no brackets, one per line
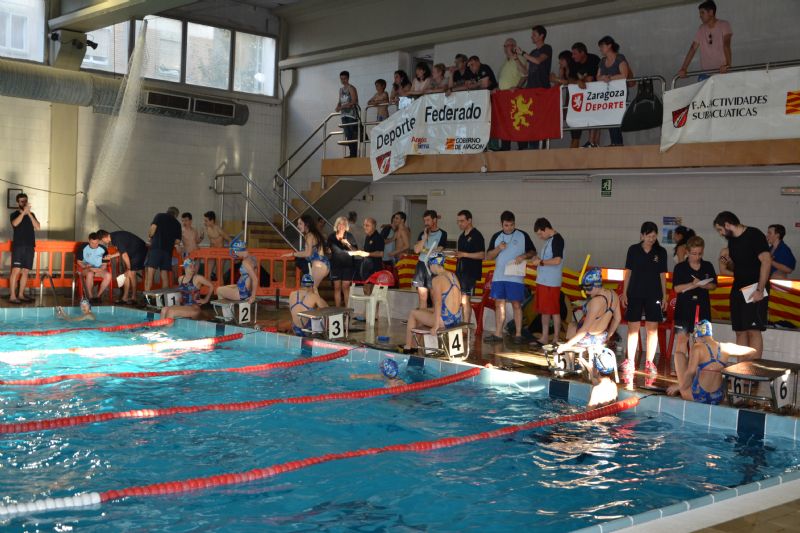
212,299,257,325
544,345,585,377
296,307,353,340
722,360,797,410
412,323,473,360
143,289,182,309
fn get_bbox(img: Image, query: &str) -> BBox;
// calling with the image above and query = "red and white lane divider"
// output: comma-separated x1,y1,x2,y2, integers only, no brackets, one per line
0,396,639,518
0,347,353,386
0,318,174,337
0,333,243,366
0,367,481,434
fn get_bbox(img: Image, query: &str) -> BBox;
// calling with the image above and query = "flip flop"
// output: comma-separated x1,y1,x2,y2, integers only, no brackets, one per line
8,299,21,304
19,297,34,303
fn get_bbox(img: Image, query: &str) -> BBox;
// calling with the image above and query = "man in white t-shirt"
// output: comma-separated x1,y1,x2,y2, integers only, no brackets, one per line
677,0,733,79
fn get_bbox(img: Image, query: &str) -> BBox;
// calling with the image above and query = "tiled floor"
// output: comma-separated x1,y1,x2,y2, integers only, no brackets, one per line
698,499,800,532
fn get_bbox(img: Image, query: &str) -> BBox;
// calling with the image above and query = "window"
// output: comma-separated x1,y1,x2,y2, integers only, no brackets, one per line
234,32,276,96
0,0,44,62
186,22,231,90
137,17,182,82
82,22,129,74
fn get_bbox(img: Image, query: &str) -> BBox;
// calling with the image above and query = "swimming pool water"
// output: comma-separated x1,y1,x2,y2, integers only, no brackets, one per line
1,311,799,532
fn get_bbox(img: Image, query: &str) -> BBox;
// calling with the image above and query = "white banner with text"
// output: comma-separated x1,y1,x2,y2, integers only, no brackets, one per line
370,91,491,181
660,66,800,151
565,80,628,128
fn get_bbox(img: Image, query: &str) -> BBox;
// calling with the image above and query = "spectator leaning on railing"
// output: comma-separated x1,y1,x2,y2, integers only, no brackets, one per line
570,42,600,148
450,53,474,90
498,37,529,151
426,63,450,94
515,24,551,149
588,35,631,148
678,0,732,80
367,79,390,121
409,62,432,96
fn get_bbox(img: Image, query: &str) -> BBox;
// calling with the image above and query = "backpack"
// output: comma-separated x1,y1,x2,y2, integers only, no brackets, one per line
621,78,662,132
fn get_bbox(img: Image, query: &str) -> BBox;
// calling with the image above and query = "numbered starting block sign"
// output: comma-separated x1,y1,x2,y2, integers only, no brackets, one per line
211,299,257,325
296,307,353,340
723,361,797,410
412,323,472,360
143,289,182,309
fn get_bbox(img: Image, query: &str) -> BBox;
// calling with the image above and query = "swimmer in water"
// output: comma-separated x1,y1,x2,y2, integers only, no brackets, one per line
350,358,405,388
576,347,619,407
56,298,96,322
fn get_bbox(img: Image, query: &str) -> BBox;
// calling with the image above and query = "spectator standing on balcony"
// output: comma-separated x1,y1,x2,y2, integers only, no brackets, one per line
367,79,390,122
8,192,39,303
426,63,450,94
390,70,412,106
461,56,498,91
485,211,536,344
450,54,474,90
677,0,733,80
409,62,432,96
767,224,795,279
714,211,771,357
455,210,485,325
550,50,577,87
570,42,600,148
413,210,447,310
498,38,529,151
531,218,564,346
335,70,359,158
515,25,551,150
589,36,630,147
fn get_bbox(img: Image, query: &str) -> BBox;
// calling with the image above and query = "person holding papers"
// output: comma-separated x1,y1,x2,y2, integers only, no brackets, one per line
672,236,717,364
714,211,771,358
484,211,536,344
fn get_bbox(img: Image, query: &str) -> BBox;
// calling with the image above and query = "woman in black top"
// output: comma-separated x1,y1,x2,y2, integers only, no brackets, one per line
672,226,696,264
672,235,717,361
327,216,358,307
621,221,668,385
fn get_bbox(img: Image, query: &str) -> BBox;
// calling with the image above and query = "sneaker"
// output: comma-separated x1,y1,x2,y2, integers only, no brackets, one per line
619,358,635,386
644,361,658,387
582,142,598,148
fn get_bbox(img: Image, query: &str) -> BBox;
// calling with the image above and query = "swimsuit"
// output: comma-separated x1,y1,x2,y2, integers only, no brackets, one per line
237,258,254,299
298,243,330,274
178,274,197,305
290,291,312,336
440,273,463,328
691,344,726,405
575,292,615,347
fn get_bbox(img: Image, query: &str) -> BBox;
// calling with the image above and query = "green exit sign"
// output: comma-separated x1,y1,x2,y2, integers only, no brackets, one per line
601,178,612,197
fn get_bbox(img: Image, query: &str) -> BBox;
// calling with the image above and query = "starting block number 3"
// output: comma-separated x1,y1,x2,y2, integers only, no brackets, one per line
447,330,464,357
328,314,344,339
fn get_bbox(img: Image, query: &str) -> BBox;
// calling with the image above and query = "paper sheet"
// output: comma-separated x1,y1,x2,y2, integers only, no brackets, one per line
504,260,527,277
695,277,714,287
740,282,768,303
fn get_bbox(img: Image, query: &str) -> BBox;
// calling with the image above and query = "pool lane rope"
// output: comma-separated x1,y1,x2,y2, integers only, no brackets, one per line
0,333,244,366
0,346,353,386
0,318,174,337
0,395,639,518
0,367,481,434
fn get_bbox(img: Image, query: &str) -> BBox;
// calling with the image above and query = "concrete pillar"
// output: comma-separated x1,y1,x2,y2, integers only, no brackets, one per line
48,103,78,240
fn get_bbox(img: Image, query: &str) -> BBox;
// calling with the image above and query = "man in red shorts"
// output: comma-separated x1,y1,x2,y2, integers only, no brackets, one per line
531,218,564,345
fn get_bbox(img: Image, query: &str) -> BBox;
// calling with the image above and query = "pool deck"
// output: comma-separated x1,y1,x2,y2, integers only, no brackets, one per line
3,294,799,531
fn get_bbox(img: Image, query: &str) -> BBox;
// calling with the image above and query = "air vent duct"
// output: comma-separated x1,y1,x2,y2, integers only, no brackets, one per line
193,98,235,118
146,91,191,111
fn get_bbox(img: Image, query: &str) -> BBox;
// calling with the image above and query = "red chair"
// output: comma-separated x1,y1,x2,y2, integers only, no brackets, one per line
471,270,495,339
349,270,396,326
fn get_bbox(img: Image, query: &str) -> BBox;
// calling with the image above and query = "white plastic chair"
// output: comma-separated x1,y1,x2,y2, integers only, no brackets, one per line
348,270,395,328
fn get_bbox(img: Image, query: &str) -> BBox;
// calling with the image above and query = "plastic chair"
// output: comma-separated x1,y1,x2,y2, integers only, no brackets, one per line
74,242,113,304
348,270,395,327
470,270,495,339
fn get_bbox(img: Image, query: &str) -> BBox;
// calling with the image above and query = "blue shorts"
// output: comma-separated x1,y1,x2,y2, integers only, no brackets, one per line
490,281,525,302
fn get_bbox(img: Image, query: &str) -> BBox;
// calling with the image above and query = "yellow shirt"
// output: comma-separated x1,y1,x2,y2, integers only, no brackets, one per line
498,57,524,90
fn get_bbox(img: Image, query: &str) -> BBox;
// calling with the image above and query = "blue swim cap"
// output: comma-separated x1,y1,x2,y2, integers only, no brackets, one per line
300,274,314,287
593,347,616,375
695,320,713,338
182,258,194,270
381,358,399,379
582,268,603,290
80,298,91,309
427,253,446,267
229,237,247,257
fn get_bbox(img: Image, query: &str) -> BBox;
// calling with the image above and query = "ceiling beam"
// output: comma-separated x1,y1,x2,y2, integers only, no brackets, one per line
49,0,196,32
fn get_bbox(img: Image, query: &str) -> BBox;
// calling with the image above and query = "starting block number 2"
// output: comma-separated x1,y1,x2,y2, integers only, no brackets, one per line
447,329,464,356
239,304,251,324
328,314,344,339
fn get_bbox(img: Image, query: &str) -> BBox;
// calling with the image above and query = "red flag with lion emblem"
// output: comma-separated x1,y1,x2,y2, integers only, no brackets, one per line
490,87,562,142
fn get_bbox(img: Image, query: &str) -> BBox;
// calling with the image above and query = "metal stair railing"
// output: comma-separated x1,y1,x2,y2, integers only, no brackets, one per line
671,58,800,89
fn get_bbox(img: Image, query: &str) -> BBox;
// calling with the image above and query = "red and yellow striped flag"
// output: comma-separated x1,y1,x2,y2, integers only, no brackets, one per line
786,90,800,115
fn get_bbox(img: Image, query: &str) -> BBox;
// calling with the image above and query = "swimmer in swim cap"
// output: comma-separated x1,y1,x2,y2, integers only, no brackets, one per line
216,234,259,304
350,358,405,387
56,298,96,322
288,275,328,336
575,347,619,407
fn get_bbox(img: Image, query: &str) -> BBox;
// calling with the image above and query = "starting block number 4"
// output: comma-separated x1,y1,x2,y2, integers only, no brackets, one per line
328,313,344,339
447,329,464,357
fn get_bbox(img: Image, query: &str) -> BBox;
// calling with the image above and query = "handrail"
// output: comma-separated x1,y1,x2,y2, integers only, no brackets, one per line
272,112,341,184
671,58,800,89
38,273,59,307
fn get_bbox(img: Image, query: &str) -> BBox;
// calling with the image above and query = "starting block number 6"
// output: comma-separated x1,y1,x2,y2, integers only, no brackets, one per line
447,329,464,357
776,373,793,408
328,314,344,339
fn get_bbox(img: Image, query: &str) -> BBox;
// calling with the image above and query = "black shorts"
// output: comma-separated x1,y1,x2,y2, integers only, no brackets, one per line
11,244,34,270
570,129,584,140
127,251,146,271
730,290,768,332
456,272,477,295
412,261,432,289
357,259,380,283
625,296,664,323
144,248,173,271
329,266,354,282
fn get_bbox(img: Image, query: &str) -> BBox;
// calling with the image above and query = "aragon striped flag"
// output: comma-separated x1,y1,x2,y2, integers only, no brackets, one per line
787,90,800,115
490,87,562,142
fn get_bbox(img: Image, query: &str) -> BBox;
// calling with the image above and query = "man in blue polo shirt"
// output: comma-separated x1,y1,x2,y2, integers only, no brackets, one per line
767,224,796,279
485,211,536,343
80,232,112,302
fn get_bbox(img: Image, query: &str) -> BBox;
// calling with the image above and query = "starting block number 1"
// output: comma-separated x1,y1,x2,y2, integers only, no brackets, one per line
165,293,180,307
328,313,344,339
447,330,464,356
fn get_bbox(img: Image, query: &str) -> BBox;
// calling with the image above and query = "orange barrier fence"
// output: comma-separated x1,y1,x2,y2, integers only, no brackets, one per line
396,256,800,327
187,247,299,297
0,240,79,290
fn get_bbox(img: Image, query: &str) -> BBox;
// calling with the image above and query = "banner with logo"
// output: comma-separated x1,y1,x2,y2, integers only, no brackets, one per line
490,87,562,141
660,66,800,152
370,91,490,180
566,80,628,127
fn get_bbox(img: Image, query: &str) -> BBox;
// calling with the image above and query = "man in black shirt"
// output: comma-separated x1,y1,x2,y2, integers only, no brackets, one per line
569,42,601,148
515,24,551,150
357,217,385,296
461,56,498,91
455,210,485,325
98,229,148,304
714,211,771,357
9,192,40,303
451,54,474,89
145,207,182,291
